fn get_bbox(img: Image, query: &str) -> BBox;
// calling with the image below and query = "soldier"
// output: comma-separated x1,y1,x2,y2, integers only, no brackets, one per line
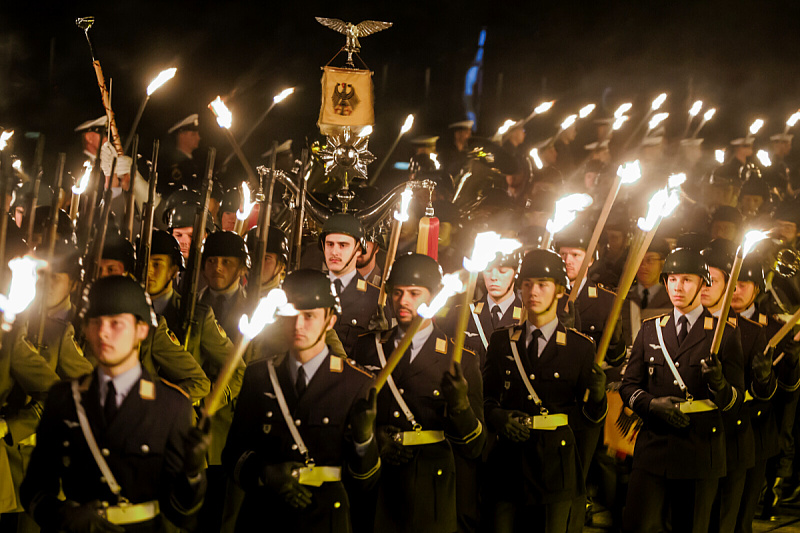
714,138,753,183
244,226,290,295
709,206,743,242
69,116,106,178
163,114,203,194
197,231,249,343
218,188,240,232
619,247,745,532
164,199,215,260
319,214,382,355
222,269,379,532
483,249,607,532
623,237,672,346
351,252,485,532
356,227,384,287
20,276,210,532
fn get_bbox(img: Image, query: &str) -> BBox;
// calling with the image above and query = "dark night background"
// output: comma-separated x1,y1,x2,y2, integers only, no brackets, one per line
2,0,799,186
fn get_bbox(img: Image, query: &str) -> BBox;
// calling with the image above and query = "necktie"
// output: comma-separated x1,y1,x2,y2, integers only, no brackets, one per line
334,279,344,298
527,329,543,360
213,294,227,319
677,315,689,345
491,305,502,328
104,381,118,424
641,288,649,310
295,366,307,398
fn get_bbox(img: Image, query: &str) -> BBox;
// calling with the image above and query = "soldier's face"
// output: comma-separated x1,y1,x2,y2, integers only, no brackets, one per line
203,256,243,291
637,253,664,287
86,313,149,373
482,267,515,301
172,227,193,258
220,211,237,232
700,267,727,309
99,259,126,278
775,220,797,244
520,278,563,316
711,221,737,241
559,247,586,282
281,308,336,354
740,194,764,215
147,255,178,296
391,285,432,327
666,274,703,312
732,281,758,312
261,253,284,286
40,272,74,309
324,234,360,275
356,241,377,269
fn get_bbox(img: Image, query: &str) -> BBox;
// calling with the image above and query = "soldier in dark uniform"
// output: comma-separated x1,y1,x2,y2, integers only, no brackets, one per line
483,249,607,533
619,248,745,533
21,275,210,532
222,269,380,533
162,114,203,195
356,227,384,287
320,214,383,355
351,253,485,533
440,250,524,368
198,231,249,343
217,188,240,232
622,237,673,346
244,226,290,297
68,116,106,186
714,138,753,184
164,198,216,260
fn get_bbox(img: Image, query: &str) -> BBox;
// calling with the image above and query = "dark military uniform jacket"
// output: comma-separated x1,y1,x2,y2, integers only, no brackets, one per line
619,308,745,479
561,280,626,365
20,367,206,532
352,324,485,533
483,321,607,505
333,272,382,356
222,350,380,533
199,285,248,344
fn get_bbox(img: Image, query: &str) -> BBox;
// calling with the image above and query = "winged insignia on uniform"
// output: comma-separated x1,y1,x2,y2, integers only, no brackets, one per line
263,392,277,399
315,17,393,53
649,344,662,350
465,332,479,337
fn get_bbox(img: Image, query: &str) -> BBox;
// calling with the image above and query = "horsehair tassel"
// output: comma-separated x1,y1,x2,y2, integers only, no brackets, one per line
416,214,439,260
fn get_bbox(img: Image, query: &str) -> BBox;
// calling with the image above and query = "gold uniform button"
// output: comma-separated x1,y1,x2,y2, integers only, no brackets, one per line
649,357,655,363
433,390,440,397
62,441,70,448
736,420,742,426
295,419,302,426
436,469,443,476
506,370,511,376
141,444,150,453
561,440,566,446
554,372,560,379
322,417,330,425
291,444,298,450
351,319,358,326
527,395,533,401
673,380,679,386
334,502,341,509
529,374,535,380
674,362,680,368
757,411,762,416
266,411,273,418
712,427,717,433
399,388,404,395
393,411,400,418
101,448,110,457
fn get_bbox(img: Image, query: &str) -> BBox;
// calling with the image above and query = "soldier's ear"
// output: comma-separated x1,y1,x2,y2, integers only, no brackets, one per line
135,322,150,343
326,311,338,331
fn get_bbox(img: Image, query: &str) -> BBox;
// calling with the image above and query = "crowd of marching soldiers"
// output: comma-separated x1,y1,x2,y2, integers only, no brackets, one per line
2,106,800,533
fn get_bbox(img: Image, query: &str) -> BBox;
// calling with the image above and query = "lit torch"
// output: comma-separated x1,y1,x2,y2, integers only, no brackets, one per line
543,193,593,249
234,181,257,235
684,100,703,137
715,149,726,164
651,93,667,111
378,186,414,307
647,112,669,133
785,110,800,134
522,101,555,125
209,96,258,183
529,148,544,170
579,104,596,119
612,115,629,131
614,103,632,118
496,119,517,138
0,130,13,151
0,255,47,331
567,161,641,305
370,114,414,184
757,150,772,167
69,161,92,221
692,108,716,138
559,114,578,132
124,67,177,153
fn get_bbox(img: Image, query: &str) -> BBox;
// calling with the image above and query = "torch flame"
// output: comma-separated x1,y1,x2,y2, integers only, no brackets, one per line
497,119,516,136
529,148,544,170
394,187,413,222
400,114,415,135
617,160,642,185
651,93,667,111
757,150,772,167
703,108,716,121
463,231,522,273
560,114,577,130
534,101,555,114
614,103,632,118
612,116,629,131
637,176,684,232
742,230,769,258
715,149,725,164
12,160,21,172
689,100,703,117
0,130,13,151
273,87,295,104
418,273,465,318
648,112,669,131
749,119,764,136
546,193,593,235
0,255,46,327
238,289,291,340
358,125,373,137
236,182,257,221
787,111,800,128
668,173,687,189
209,96,233,129
72,162,92,195
579,104,596,119
429,153,441,170
146,67,177,96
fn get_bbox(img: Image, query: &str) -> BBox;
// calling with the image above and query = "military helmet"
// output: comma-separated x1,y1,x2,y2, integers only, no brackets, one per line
151,230,185,270
244,226,290,266
34,239,84,281
739,255,766,292
554,224,592,252
23,206,74,242
318,213,367,252
202,230,251,268
81,275,158,327
486,250,522,272
700,239,737,279
661,247,711,285
282,269,341,314
519,249,569,287
386,253,443,293
647,236,671,258
102,233,136,274
220,188,241,214
164,201,216,233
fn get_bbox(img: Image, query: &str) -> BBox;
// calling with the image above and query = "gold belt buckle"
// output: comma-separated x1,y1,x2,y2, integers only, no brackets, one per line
679,398,718,413
523,413,569,430
394,425,446,446
293,465,342,487
102,500,160,525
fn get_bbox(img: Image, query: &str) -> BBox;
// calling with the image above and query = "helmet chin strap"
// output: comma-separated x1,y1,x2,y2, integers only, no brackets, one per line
307,309,334,350
687,282,705,308
333,245,361,275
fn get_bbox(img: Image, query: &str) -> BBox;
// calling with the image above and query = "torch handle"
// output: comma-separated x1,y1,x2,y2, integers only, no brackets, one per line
204,336,249,417
568,175,622,305
451,271,478,371
378,219,402,307
223,129,258,184
767,307,800,351
124,135,139,242
710,254,743,356
369,134,402,186
373,316,424,393
91,61,123,155
123,96,149,155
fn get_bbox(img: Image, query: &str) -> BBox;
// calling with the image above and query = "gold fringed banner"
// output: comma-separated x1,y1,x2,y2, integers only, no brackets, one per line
318,66,374,135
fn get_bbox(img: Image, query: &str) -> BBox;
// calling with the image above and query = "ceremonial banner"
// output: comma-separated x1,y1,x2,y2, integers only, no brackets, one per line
318,66,374,134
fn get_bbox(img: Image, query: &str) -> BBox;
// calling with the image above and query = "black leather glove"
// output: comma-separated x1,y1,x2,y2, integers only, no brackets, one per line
376,425,414,466
752,347,774,385
184,416,212,477
587,363,607,403
558,299,576,330
487,409,530,443
649,396,690,428
57,500,125,533
782,337,800,366
701,353,726,392
350,388,377,444
441,362,470,414
369,305,389,331
262,462,313,509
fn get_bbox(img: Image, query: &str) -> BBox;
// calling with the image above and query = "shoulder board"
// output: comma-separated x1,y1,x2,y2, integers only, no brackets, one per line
643,313,669,323
159,378,190,400
758,313,768,326
567,327,595,344
345,358,374,378
739,315,764,328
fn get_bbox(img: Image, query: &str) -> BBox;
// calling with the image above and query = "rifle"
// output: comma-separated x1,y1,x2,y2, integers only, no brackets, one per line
24,135,45,245
0,147,13,288
86,159,116,284
290,147,309,272
137,140,159,289
248,144,278,310
179,148,215,348
124,134,138,242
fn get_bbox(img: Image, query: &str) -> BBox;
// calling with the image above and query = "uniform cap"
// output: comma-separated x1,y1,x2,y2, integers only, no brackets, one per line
386,253,443,293
151,230,185,270
661,247,711,285
34,239,84,281
168,114,199,134
448,120,474,130
245,226,290,265
519,249,568,287
770,133,793,142
102,233,136,274
282,269,340,313
700,239,737,277
82,275,157,327
74,116,107,133
318,213,366,251
554,224,592,252
202,230,251,268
